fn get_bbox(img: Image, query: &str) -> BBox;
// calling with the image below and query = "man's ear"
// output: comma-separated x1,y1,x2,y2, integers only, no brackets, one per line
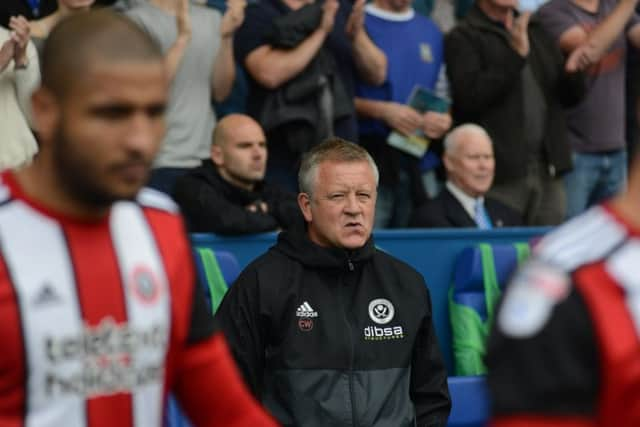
31,87,60,145
443,152,454,174
298,193,312,222
211,145,224,167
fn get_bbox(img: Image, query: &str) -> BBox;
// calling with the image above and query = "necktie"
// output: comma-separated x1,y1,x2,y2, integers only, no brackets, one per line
474,200,492,230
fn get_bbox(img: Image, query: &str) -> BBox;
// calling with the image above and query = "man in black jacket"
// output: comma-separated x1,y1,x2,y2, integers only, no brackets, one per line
173,114,302,235
215,138,451,427
410,124,522,228
445,0,585,226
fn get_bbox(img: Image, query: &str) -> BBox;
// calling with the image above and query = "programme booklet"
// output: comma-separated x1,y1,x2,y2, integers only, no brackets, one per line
387,85,450,158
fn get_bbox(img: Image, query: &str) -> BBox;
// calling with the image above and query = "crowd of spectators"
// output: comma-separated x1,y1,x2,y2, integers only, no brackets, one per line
1,0,640,232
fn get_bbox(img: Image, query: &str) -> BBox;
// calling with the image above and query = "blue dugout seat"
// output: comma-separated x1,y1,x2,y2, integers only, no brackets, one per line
449,243,530,376
165,248,240,427
446,375,490,427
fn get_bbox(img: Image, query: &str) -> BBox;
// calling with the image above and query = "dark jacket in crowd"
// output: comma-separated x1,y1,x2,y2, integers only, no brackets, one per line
1,0,56,28
215,226,451,427
172,160,303,235
258,2,354,155
445,5,586,184
409,187,523,228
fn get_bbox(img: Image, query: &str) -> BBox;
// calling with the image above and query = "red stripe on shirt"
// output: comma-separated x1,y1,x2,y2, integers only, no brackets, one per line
0,253,26,427
142,209,194,395
491,415,595,427
63,221,133,427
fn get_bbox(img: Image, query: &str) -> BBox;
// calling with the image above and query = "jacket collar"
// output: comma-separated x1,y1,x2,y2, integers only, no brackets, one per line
274,225,376,272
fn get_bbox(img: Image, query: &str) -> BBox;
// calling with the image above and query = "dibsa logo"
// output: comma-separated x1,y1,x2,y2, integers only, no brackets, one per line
364,298,403,341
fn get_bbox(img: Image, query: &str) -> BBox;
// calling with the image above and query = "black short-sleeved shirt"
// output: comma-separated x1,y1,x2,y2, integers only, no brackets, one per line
234,0,359,141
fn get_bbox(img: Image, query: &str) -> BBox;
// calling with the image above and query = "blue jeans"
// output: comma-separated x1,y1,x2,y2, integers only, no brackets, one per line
375,169,412,229
564,149,627,219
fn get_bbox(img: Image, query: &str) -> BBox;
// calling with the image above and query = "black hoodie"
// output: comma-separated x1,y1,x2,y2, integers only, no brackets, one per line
172,160,303,235
215,226,451,427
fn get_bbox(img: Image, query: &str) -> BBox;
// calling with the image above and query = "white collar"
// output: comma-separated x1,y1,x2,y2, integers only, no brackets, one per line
365,3,415,21
446,181,485,222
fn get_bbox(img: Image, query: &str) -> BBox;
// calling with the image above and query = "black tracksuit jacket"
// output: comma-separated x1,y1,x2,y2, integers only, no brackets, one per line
215,228,451,426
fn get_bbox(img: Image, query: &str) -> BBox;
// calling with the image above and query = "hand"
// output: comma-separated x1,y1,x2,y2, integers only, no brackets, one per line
565,41,598,72
345,0,365,39
0,39,15,73
383,102,424,136
9,15,30,67
176,0,192,40
506,10,531,57
220,0,246,38
422,111,452,139
319,0,339,35
245,201,268,213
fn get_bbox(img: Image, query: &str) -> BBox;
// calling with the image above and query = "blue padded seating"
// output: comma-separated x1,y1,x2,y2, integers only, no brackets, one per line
192,247,240,314
165,248,241,427
446,375,490,427
449,243,530,376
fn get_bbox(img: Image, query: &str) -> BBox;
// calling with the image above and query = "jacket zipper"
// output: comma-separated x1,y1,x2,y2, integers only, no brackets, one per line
343,257,357,426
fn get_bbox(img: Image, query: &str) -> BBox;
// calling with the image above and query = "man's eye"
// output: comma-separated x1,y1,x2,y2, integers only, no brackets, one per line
147,104,166,118
93,106,132,119
329,194,345,200
357,193,371,200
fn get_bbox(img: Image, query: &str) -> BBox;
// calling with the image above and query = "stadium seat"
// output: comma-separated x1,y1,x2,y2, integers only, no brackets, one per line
165,248,241,427
192,247,241,314
446,375,490,427
449,243,530,375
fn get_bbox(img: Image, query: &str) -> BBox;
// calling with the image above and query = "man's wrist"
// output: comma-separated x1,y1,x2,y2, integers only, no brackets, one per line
14,56,29,69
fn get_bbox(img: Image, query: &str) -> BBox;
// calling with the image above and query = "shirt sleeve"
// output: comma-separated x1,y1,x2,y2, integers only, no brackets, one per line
140,205,275,425
536,1,579,42
234,3,278,64
173,332,278,426
487,264,599,426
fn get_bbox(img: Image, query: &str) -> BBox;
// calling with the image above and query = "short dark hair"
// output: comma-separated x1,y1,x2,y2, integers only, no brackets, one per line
41,9,163,98
298,137,379,195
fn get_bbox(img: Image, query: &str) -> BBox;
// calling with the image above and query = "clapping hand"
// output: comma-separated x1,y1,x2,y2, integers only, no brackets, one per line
220,0,247,38
320,0,339,35
0,39,15,73
565,41,598,72
9,16,30,67
345,0,365,39
506,10,531,57
176,0,192,40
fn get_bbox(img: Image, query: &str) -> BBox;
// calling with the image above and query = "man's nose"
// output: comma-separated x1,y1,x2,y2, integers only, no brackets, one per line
125,113,160,152
344,193,361,214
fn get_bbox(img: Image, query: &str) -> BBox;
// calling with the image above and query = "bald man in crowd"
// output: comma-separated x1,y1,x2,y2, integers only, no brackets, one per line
0,10,276,426
410,124,522,228
173,113,303,235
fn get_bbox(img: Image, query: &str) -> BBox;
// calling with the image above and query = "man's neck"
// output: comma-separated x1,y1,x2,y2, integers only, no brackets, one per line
281,0,314,11
571,0,599,13
14,162,109,221
477,0,511,23
217,168,256,192
372,0,411,14
149,0,178,13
